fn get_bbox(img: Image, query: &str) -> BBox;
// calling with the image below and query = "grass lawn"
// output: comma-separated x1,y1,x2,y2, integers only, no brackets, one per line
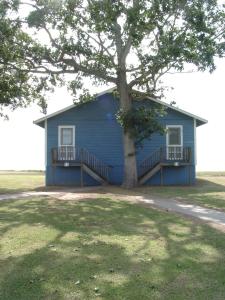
136,172,225,212
1,171,225,212
0,171,44,194
1,196,225,299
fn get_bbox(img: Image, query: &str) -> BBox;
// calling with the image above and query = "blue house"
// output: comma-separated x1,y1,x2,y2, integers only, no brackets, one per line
34,88,207,186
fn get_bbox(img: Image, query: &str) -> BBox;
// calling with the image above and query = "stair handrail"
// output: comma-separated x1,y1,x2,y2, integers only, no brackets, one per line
138,148,162,178
52,146,110,182
80,148,110,181
138,146,192,178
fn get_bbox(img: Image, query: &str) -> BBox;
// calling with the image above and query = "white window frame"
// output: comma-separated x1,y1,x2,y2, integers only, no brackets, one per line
166,125,183,160
58,126,75,161
58,125,75,147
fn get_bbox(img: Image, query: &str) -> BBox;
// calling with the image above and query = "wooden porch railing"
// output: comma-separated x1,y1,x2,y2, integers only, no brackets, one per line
52,147,110,181
138,146,191,178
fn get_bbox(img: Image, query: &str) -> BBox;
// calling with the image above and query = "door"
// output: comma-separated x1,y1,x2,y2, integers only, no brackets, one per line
166,125,183,160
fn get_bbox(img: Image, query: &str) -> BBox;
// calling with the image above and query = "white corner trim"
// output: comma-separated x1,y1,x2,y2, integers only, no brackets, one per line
45,119,47,186
45,119,47,167
194,118,197,165
58,125,75,147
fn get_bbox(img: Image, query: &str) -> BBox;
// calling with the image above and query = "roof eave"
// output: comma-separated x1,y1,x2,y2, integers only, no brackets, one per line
33,87,208,126
146,96,208,126
33,103,75,126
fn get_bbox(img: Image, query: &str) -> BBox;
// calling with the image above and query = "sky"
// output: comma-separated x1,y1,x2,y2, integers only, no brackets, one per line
0,57,224,171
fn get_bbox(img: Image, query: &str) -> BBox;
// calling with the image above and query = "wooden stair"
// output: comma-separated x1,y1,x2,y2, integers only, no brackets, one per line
138,146,192,185
138,163,161,185
138,148,162,185
52,146,110,185
82,164,108,185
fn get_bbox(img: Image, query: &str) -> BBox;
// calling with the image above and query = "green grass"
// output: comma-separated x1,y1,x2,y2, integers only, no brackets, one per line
0,171,44,194
135,173,225,212
197,171,225,177
1,196,225,299
1,171,225,212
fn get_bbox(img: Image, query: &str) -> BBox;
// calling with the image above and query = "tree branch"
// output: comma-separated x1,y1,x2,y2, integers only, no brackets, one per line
62,58,117,83
113,20,123,65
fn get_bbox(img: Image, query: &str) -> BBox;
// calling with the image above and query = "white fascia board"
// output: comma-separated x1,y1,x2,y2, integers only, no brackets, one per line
34,87,207,126
146,96,208,125
96,86,116,97
33,87,116,125
33,104,75,125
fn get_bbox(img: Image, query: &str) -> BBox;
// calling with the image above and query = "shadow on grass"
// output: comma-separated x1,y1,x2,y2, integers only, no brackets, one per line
132,177,225,212
0,187,46,195
170,177,225,211
42,176,225,195
1,197,225,299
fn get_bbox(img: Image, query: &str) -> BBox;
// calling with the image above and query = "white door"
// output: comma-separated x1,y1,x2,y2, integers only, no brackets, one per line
166,125,183,160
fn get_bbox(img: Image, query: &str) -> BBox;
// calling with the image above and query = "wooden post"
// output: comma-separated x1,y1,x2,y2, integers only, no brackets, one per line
80,164,84,187
160,166,163,186
189,165,191,185
160,147,163,162
51,165,55,185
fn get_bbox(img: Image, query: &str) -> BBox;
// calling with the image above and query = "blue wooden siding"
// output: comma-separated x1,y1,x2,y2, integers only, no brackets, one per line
46,93,195,186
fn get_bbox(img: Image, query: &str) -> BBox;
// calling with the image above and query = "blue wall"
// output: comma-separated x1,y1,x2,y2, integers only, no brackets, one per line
46,93,196,186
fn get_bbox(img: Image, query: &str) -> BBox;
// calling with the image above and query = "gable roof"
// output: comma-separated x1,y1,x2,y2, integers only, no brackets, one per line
146,96,207,126
33,87,115,127
34,87,207,127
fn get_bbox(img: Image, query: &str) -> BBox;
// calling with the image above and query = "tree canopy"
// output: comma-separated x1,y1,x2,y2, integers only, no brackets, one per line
1,0,225,106
1,0,225,186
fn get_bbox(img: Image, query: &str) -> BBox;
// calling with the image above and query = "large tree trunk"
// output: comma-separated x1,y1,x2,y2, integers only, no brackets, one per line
118,70,138,188
123,130,138,188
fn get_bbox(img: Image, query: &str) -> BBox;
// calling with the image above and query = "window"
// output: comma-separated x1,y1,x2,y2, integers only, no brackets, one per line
166,125,183,160
167,127,181,145
58,126,75,161
60,128,73,146
58,126,75,147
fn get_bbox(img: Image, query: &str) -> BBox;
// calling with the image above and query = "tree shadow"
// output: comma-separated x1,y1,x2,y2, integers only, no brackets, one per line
96,177,225,212
41,176,225,197
1,197,225,299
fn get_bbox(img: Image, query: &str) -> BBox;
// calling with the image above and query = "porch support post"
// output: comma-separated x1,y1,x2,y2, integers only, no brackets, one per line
189,165,191,185
51,165,55,185
160,166,163,186
80,164,84,187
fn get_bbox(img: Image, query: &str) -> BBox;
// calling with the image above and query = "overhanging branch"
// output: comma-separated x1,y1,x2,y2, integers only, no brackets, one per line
62,58,117,83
